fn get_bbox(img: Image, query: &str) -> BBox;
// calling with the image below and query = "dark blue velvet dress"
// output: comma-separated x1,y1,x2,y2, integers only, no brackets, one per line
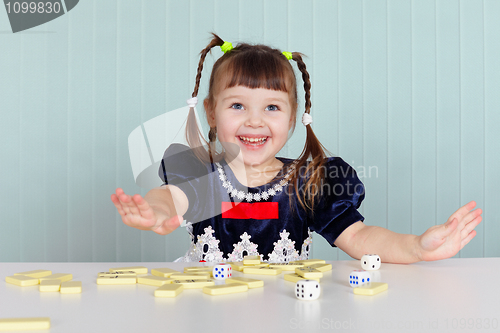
159,144,365,262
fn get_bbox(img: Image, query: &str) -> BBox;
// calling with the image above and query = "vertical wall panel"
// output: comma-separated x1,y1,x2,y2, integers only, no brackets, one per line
0,30,21,262
162,1,193,261
115,0,144,261
337,0,364,260
92,0,118,262
311,0,340,260
483,0,500,257
387,0,412,235
362,0,388,230
66,0,94,262
263,0,288,47
19,32,47,261
239,0,264,42
411,0,437,236
459,0,485,258
139,1,167,262
436,0,461,257
44,13,69,262
0,0,498,262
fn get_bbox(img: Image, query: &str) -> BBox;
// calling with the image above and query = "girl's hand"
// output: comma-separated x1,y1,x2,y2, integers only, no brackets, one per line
111,188,182,235
416,201,482,261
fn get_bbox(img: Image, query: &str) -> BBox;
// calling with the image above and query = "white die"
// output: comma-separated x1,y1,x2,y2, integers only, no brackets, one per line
361,254,381,270
295,279,320,300
349,270,371,287
212,263,232,280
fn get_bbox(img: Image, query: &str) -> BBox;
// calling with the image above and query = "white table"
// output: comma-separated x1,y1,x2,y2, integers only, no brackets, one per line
1,259,499,333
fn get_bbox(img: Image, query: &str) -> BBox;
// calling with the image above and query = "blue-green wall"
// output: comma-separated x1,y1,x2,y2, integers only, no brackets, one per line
1,0,498,262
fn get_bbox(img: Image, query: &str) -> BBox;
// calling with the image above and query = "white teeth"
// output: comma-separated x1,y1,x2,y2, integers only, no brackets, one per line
239,136,267,145
239,136,266,142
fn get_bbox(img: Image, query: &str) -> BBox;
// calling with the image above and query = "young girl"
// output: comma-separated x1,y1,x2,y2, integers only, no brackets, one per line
111,34,482,263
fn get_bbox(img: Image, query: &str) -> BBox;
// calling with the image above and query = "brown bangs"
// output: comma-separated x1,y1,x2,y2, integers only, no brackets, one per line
225,49,293,92
210,44,297,101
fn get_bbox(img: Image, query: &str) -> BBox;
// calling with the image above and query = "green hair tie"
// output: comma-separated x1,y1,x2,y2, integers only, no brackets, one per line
221,41,233,54
282,51,293,60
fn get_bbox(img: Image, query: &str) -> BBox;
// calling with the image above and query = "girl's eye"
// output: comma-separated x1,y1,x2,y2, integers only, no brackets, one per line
265,105,279,111
231,103,244,110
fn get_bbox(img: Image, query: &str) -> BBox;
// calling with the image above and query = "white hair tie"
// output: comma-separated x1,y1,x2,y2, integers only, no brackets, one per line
187,97,198,108
302,112,312,126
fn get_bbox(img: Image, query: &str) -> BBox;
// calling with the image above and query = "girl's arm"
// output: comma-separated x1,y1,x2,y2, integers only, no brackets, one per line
334,201,482,264
111,185,189,235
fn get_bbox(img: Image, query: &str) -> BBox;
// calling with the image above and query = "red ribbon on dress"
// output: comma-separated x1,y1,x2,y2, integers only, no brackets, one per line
221,202,279,219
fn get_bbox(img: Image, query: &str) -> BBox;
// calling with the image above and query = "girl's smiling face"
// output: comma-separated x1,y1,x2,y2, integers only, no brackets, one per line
205,85,295,169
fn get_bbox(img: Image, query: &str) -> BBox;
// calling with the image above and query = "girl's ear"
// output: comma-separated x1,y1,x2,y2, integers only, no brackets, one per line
204,98,216,127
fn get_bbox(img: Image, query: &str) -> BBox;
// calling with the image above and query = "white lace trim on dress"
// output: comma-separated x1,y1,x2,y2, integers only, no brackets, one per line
177,223,312,263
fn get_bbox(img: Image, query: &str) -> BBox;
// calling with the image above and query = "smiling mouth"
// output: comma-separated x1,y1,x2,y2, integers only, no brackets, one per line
238,136,268,145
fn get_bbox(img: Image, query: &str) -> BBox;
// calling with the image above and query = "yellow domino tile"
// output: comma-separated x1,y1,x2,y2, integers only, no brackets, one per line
353,282,388,296
60,281,82,294
98,271,137,277
245,263,269,268
137,275,174,287
171,279,215,289
151,268,180,278
284,273,320,283
110,266,148,274
96,276,137,285
268,262,305,271
154,283,184,298
183,266,213,273
39,279,61,292
225,277,264,289
228,262,245,272
14,270,52,278
307,263,332,272
0,317,50,330
291,259,326,265
242,255,261,265
203,283,248,296
39,273,72,283
169,272,211,279
242,266,282,275
5,275,40,287
295,267,323,279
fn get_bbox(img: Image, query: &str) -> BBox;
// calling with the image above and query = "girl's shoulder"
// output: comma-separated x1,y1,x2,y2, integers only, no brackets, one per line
160,143,212,180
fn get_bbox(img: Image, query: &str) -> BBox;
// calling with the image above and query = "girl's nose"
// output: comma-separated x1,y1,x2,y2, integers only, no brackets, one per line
244,109,264,128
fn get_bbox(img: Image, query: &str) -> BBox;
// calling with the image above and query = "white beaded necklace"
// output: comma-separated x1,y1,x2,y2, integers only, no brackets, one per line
215,160,298,202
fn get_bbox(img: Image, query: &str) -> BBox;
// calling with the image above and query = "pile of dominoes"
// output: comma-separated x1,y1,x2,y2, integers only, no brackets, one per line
5,269,81,294
1,255,389,330
92,256,332,298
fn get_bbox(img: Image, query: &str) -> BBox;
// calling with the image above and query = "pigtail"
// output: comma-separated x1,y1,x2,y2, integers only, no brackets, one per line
290,52,330,213
186,33,225,164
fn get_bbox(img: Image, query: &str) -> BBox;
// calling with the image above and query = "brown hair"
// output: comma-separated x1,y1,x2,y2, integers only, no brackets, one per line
186,33,330,212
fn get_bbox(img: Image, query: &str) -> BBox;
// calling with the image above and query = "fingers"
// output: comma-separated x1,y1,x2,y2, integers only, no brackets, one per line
448,201,477,224
111,188,156,229
461,214,482,240
460,230,477,249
